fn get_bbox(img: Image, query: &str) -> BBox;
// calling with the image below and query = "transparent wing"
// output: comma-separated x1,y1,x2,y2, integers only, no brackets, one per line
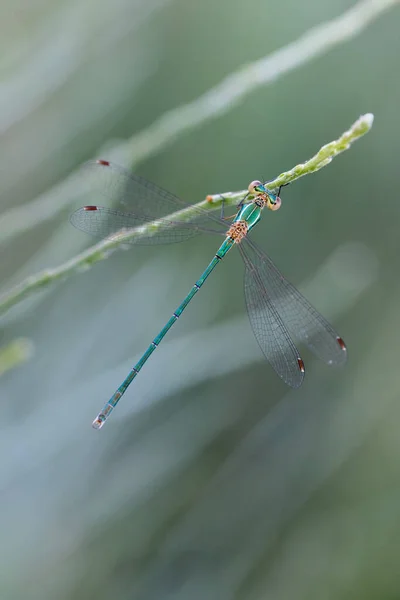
70,206,219,245
243,238,347,366
239,243,305,388
70,160,226,244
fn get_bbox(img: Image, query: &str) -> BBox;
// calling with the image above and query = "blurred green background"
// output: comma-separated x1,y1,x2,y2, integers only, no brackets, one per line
1,0,400,598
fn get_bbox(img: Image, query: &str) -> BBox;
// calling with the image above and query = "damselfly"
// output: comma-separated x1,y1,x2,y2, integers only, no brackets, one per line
71,160,347,429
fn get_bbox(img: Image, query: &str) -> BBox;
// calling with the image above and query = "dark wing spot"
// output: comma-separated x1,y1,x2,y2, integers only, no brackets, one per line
336,336,347,351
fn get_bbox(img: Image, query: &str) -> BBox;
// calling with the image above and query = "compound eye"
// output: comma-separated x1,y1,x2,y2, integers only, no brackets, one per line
267,195,281,211
248,180,263,195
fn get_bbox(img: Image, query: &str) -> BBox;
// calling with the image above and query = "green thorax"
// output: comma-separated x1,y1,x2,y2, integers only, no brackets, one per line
234,202,262,232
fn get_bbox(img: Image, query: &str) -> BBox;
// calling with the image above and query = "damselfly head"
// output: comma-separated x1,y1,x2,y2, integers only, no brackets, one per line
266,193,281,211
248,180,266,195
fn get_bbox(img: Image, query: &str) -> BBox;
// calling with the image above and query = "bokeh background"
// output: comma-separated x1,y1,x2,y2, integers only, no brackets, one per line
1,0,400,598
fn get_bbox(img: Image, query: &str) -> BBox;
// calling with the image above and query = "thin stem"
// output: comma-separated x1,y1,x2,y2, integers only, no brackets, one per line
0,0,396,245
206,113,374,204
0,114,373,317
119,0,390,166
